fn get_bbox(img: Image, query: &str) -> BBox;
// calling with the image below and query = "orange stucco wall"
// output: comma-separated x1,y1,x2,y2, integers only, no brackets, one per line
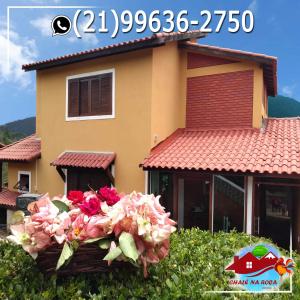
7,42,268,196
7,161,37,193
8,44,186,196
34,49,154,196
150,42,185,147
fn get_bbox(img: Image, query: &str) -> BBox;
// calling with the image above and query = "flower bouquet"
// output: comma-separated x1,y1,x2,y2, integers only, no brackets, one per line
8,187,176,277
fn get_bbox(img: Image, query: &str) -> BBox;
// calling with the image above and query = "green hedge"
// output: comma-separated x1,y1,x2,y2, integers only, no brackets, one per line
0,229,299,299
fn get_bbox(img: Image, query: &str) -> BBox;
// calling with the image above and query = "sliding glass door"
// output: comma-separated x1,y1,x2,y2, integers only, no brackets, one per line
213,175,245,232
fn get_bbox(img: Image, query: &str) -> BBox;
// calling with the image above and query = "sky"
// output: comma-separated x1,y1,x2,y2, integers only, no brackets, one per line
0,0,299,124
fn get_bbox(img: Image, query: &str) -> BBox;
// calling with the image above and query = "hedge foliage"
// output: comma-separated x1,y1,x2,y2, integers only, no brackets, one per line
0,229,299,299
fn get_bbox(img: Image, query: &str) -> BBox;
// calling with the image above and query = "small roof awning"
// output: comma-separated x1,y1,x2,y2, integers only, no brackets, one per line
51,151,116,169
0,135,41,162
0,189,20,208
142,118,300,176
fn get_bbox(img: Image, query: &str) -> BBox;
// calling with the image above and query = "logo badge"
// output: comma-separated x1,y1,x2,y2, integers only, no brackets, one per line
51,15,72,36
225,244,294,292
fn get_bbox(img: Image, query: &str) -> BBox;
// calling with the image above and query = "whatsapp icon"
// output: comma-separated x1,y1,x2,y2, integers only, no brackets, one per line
51,15,71,36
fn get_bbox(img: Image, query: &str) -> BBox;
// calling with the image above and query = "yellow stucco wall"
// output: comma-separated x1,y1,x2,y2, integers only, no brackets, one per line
7,43,268,197
7,161,37,193
252,67,264,128
34,49,153,196
150,42,185,147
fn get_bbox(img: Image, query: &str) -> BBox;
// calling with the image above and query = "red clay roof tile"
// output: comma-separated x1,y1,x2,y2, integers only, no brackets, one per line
0,189,20,208
0,135,41,162
22,30,206,71
51,152,116,169
142,118,300,175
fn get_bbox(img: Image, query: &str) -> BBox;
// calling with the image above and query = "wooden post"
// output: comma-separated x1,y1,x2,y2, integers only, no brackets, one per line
246,176,254,234
0,161,2,192
178,178,184,229
209,175,214,232
172,173,178,222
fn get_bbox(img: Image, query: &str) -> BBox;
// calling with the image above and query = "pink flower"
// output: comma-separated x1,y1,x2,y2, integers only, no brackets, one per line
68,190,84,205
45,211,72,244
79,194,101,216
68,214,88,241
86,214,112,238
8,223,51,256
29,196,59,222
97,186,120,206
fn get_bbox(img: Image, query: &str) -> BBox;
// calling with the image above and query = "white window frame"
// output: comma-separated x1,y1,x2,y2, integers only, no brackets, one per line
17,171,31,193
246,261,252,269
110,163,115,188
63,168,67,195
65,68,116,121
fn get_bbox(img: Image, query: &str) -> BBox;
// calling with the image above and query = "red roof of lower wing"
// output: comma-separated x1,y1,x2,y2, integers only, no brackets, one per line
142,118,300,175
0,135,41,162
0,189,20,208
51,152,116,169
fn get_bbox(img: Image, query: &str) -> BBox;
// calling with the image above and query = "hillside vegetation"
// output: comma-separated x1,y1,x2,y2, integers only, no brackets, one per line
0,117,35,145
268,95,300,117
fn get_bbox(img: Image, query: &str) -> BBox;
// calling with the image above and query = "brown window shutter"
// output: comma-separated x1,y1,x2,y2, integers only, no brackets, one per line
67,169,79,192
68,79,79,117
99,73,112,115
91,78,101,115
79,79,89,116
69,72,112,118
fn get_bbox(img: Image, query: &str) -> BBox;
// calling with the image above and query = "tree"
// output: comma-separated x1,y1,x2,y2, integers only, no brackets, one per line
252,245,269,257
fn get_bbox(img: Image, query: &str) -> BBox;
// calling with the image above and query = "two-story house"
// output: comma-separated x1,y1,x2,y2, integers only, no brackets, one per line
0,30,299,250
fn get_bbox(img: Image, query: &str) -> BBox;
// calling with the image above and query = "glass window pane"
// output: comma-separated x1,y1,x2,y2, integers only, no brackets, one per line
213,175,245,232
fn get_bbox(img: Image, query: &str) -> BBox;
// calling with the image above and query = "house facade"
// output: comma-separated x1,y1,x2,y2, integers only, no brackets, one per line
0,31,299,251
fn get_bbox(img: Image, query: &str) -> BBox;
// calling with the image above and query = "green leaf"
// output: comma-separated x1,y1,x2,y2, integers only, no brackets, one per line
56,242,73,270
52,200,69,213
166,278,173,289
119,232,138,262
83,237,105,244
71,240,79,251
99,239,111,249
103,246,122,261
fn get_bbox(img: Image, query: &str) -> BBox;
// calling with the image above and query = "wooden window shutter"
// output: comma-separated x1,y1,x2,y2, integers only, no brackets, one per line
68,79,79,117
79,79,89,115
100,73,112,115
69,72,112,118
67,169,80,192
91,77,101,115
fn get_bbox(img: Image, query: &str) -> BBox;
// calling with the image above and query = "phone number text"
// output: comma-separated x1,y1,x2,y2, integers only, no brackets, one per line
73,9,254,38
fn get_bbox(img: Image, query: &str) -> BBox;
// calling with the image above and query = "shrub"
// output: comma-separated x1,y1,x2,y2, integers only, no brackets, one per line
0,229,299,299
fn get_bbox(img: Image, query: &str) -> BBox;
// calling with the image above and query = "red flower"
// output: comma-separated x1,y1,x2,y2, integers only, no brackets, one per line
68,190,84,205
97,186,120,206
79,195,101,216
